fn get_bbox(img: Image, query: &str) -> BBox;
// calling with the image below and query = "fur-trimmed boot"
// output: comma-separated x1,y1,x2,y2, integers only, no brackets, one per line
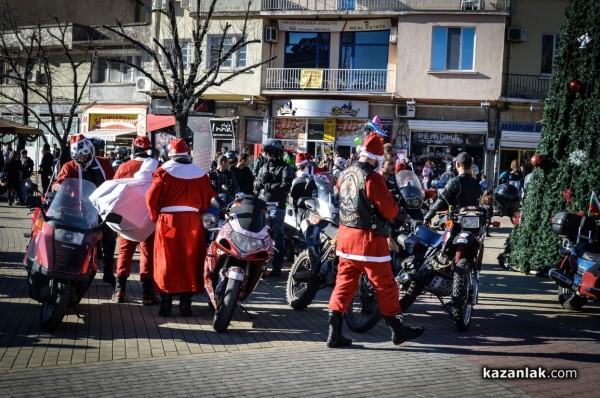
112,276,127,303
102,259,116,287
141,278,159,306
326,311,352,348
383,314,424,345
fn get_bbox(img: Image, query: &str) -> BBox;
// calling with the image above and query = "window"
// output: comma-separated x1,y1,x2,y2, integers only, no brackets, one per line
285,32,330,68
340,31,389,69
207,36,246,69
163,40,193,71
431,27,475,71
94,56,142,83
541,34,557,75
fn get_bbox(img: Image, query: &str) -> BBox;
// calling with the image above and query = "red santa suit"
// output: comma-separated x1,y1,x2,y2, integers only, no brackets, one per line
146,158,214,294
53,156,114,188
329,134,400,317
114,156,156,281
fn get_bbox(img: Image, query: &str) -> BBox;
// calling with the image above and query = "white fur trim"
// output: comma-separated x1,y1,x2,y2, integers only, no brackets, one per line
296,159,308,166
336,251,391,262
162,160,206,179
359,151,384,161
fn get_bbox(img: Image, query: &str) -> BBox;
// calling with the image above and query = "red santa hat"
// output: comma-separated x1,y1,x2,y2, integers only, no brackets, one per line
359,132,385,162
70,134,88,145
133,135,152,149
295,152,308,167
168,138,188,157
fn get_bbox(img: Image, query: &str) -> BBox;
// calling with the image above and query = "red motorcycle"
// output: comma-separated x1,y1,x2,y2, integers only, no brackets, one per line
204,194,272,332
23,178,121,331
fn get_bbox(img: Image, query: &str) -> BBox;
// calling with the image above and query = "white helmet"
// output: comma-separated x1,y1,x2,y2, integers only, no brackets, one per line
70,136,95,168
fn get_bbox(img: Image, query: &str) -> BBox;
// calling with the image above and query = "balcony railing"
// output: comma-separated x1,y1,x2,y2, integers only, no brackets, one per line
264,68,395,93
261,0,509,12
502,73,550,101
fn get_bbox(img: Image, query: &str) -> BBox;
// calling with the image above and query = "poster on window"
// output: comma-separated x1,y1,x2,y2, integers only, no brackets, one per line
300,69,323,89
324,118,335,142
379,118,393,143
274,118,306,140
334,119,368,145
280,139,305,153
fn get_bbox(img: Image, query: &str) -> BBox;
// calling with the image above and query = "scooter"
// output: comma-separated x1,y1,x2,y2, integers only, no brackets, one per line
23,178,121,332
203,193,273,332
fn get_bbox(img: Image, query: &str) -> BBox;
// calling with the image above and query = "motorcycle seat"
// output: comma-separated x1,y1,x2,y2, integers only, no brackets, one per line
581,251,600,262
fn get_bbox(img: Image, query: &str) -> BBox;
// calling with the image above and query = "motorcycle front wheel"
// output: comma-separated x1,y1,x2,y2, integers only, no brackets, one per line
558,285,588,311
40,281,72,332
345,273,381,333
451,259,473,332
212,278,241,333
286,250,321,310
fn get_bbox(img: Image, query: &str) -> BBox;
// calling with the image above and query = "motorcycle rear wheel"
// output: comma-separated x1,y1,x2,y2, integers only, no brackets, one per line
40,282,72,332
212,278,241,333
345,273,382,333
451,259,473,332
286,250,320,310
558,286,588,311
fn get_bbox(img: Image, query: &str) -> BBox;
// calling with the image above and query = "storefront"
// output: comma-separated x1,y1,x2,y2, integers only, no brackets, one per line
81,105,147,149
499,121,542,172
210,118,237,155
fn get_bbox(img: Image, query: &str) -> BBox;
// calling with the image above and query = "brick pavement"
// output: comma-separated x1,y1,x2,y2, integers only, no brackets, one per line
0,200,598,397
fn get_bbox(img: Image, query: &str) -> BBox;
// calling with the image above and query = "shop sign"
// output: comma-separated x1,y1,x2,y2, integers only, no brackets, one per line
278,19,391,32
324,119,335,142
210,119,235,139
150,99,172,115
89,114,138,130
500,121,542,133
300,69,323,89
273,99,368,118
413,132,463,145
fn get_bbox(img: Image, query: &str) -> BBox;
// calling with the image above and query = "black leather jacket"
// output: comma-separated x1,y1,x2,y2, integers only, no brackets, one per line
254,157,294,208
425,173,480,221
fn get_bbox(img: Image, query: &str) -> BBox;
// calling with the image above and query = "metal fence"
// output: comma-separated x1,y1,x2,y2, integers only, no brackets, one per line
502,73,550,100
264,68,395,92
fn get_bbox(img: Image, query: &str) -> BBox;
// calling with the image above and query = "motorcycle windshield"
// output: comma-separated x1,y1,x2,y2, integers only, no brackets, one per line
396,170,425,200
230,195,267,233
313,173,337,206
46,178,99,230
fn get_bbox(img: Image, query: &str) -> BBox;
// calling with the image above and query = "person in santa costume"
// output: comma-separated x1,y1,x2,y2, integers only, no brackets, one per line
112,136,159,305
295,152,323,177
146,138,215,316
53,134,117,287
327,132,424,348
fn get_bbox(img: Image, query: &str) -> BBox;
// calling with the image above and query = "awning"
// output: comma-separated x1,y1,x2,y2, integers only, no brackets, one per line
0,118,43,136
85,129,136,142
500,130,541,149
408,120,488,134
147,114,175,132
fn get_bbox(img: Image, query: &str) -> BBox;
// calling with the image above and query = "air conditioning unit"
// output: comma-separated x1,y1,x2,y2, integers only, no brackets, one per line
264,26,278,44
507,27,527,42
180,0,190,8
135,76,152,92
152,0,168,11
395,101,416,118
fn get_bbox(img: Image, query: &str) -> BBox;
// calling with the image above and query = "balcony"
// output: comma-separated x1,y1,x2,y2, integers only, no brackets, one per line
264,68,395,94
502,73,550,101
261,0,509,12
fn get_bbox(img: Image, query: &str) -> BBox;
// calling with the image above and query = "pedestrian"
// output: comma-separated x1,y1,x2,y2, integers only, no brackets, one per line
4,150,22,206
19,149,34,204
421,160,433,189
3,142,12,165
112,136,159,305
230,153,254,195
479,174,489,194
209,154,239,195
146,138,215,316
254,139,294,277
39,143,54,194
480,189,493,237
504,159,523,190
52,134,117,287
327,132,425,348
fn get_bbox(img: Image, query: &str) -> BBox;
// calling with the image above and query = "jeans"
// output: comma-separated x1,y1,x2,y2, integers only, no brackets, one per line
268,206,285,270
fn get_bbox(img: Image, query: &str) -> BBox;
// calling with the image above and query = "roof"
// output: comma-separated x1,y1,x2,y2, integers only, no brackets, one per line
0,118,43,136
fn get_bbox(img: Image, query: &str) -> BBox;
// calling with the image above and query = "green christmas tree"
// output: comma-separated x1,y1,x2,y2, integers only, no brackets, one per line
504,0,600,273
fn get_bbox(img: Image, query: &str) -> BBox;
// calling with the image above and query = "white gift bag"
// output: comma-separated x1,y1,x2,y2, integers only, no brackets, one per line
90,158,158,242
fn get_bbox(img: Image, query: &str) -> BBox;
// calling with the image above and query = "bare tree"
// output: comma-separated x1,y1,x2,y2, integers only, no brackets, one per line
103,0,273,138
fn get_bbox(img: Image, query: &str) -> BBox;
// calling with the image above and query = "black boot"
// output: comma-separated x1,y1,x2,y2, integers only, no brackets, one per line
112,276,127,303
179,293,193,316
383,314,424,345
159,293,172,316
102,260,116,287
326,311,352,348
141,278,159,306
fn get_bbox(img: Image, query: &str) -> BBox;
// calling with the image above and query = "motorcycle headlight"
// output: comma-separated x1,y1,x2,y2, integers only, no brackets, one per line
230,231,263,252
202,213,218,229
405,197,423,210
461,216,480,229
55,229,84,245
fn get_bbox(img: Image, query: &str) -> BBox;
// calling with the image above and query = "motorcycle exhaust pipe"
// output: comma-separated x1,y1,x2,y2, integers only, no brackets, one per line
548,268,573,289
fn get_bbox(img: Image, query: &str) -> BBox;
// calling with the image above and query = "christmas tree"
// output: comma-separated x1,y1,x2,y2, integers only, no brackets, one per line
503,0,600,273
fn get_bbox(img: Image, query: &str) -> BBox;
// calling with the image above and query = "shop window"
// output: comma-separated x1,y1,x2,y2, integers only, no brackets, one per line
94,56,142,83
207,35,246,69
245,118,264,144
307,119,324,140
541,34,557,76
285,32,330,69
431,27,475,71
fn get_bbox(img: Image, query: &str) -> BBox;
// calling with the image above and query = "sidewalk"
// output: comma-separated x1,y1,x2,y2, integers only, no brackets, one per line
0,200,598,397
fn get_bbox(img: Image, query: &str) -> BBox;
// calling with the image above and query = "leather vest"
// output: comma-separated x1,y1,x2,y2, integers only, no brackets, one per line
338,163,377,230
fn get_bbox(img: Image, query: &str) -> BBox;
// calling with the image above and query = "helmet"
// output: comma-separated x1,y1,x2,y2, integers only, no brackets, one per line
225,150,238,164
334,157,347,170
70,137,95,168
112,159,123,170
262,139,284,158
494,183,521,216
446,162,454,172
115,146,129,159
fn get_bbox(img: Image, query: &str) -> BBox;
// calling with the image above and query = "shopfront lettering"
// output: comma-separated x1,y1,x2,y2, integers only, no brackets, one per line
500,121,542,133
415,132,463,145
330,102,359,117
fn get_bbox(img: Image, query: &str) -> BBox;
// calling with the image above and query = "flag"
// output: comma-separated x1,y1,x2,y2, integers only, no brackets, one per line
589,191,600,216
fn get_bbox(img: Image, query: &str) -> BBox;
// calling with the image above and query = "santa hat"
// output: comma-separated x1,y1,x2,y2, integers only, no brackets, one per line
168,138,188,157
359,132,385,162
70,134,87,145
295,152,308,167
133,135,152,149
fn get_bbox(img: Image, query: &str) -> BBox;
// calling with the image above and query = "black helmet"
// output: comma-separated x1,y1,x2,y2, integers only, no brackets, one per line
226,150,238,164
115,146,129,159
494,183,521,216
262,139,284,158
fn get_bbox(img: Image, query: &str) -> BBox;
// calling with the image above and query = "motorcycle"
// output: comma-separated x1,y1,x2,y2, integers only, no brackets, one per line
398,206,487,331
23,178,121,332
548,211,600,310
203,193,273,332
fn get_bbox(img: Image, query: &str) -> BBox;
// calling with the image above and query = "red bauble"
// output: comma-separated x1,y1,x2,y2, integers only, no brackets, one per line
569,79,583,93
530,153,543,168
563,188,573,205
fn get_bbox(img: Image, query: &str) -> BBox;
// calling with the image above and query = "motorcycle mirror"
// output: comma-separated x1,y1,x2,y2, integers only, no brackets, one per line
105,212,123,224
235,192,245,202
